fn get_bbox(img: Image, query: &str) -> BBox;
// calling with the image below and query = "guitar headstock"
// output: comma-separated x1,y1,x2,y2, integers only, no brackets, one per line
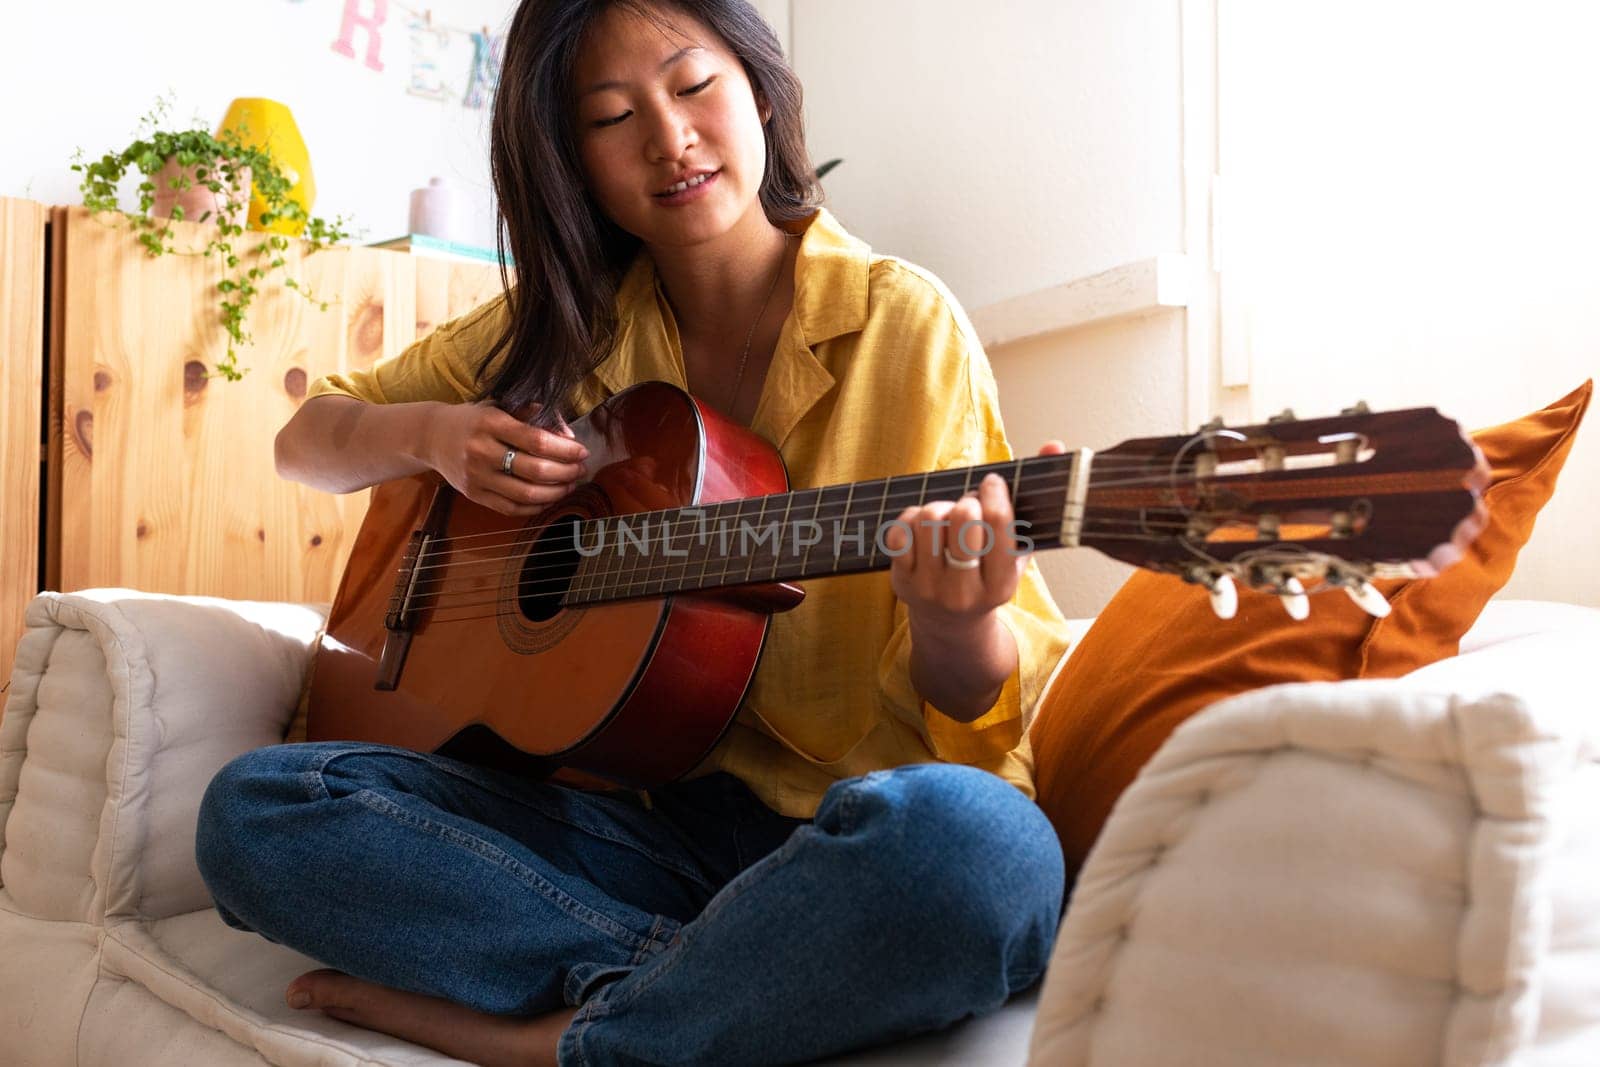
1083,402,1491,619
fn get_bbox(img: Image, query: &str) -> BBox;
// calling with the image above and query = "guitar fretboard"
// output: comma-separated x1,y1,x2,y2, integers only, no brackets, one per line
561,453,1076,605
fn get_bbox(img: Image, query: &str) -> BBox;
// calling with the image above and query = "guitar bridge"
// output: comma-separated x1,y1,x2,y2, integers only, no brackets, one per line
376,482,455,690
385,529,434,632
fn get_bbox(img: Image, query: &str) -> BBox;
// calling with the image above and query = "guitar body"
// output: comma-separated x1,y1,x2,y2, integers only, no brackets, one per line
307,382,800,788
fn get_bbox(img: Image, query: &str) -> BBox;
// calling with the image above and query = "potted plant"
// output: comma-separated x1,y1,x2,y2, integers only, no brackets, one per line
71,97,352,381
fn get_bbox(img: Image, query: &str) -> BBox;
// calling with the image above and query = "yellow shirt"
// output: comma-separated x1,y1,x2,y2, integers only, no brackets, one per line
307,207,1072,818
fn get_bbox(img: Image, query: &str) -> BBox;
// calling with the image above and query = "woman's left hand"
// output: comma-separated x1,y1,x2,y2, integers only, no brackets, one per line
885,440,1067,630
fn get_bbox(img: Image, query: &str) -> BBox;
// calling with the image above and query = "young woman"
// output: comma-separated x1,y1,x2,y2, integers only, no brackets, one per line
197,1,1072,1064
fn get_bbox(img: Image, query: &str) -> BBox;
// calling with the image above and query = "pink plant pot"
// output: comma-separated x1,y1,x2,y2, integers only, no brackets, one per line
150,158,252,228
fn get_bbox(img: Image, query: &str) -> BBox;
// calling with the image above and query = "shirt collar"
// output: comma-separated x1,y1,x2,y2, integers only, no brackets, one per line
595,206,870,446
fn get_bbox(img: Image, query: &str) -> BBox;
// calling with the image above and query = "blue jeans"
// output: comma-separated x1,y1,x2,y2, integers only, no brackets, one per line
194,742,1065,1066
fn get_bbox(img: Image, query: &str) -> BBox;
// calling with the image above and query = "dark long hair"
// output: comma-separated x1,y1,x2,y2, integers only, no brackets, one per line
480,0,822,428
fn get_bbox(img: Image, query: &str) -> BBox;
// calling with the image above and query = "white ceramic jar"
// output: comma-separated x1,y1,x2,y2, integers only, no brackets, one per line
408,177,467,241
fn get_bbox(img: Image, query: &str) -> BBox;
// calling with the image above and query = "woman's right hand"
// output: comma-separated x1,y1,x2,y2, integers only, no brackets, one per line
423,399,589,517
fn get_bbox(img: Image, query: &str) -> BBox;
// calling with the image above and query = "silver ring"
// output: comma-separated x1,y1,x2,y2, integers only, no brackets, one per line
501,449,517,475
943,549,981,571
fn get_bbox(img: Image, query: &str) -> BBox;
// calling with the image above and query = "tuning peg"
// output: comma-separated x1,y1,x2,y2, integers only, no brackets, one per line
1206,573,1238,620
1340,401,1372,416
1276,576,1310,620
1197,415,1226,434
1341,578,1392,618
1325,565,1392,618
1267,408,1297,424
1182,565,1238,620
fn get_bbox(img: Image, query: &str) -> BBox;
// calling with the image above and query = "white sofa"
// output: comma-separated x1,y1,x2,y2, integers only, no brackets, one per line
2,589,1598,1066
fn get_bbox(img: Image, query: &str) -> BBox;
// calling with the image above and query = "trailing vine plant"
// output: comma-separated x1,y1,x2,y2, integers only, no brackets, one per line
71,97,353,381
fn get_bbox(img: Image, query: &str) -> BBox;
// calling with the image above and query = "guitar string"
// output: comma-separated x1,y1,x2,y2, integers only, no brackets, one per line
412,451,1378,552
399,512,1339,589
387,519,1354,611
369,461,1451,613
394,463,1408,575
394,518,1402,609
404,542,1361,629
401,508,1353,579
392,526,1391,616
387,473,1415,605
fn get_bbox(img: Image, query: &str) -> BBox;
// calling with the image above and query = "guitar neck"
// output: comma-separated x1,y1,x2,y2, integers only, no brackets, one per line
563,452,1083,605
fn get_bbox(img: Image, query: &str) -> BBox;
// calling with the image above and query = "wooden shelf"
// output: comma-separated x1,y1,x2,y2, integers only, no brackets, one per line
33,207,505,610
969,253,1191,349
1,197,49,690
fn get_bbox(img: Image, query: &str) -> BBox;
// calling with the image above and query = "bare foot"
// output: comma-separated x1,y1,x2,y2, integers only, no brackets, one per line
286,968,577,1067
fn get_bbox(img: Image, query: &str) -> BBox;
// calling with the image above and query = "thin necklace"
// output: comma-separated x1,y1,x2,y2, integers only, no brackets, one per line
726,232,798,417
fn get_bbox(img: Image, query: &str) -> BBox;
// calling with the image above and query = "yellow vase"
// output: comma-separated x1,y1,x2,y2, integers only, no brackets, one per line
216,98,316,236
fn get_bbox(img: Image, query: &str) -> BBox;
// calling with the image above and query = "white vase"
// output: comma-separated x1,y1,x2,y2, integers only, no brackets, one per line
409,176,468,241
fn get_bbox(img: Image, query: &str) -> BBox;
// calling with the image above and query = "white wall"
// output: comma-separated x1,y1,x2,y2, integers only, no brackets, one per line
1218,1,1600,608
794,0,1183,310
4,0,519,247
11,1,1591,613
796,0,1600,613
794,0,1189,617
0,0,792,248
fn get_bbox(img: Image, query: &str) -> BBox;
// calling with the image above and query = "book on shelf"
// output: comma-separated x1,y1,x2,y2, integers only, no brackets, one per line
367,233,513,267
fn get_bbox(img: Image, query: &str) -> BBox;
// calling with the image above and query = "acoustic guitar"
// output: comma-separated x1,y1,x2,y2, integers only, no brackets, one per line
306,380,1489,788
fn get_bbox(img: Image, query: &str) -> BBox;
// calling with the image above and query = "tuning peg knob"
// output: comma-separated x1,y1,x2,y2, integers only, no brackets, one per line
1340,401,1372,416
1267,407,1297,424
1341,578,1392,618
1207,573,1238,620
1277,576,1310,620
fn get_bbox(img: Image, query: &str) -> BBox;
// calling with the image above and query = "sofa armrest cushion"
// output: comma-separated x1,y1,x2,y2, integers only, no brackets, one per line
1,590,327,925
1028,611,1600,1067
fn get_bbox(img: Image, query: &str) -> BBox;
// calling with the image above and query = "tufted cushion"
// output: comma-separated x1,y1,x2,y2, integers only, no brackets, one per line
1028,603,1600,1066
1,590,326,925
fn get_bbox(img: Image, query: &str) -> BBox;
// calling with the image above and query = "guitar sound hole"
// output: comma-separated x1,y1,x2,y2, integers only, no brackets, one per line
519,515,584,621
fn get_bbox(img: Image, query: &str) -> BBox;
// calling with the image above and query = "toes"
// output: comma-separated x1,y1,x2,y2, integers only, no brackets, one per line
287,968,352,1011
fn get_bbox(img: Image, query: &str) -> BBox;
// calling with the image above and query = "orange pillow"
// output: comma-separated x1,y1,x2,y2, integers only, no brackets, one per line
1030,380,1593,871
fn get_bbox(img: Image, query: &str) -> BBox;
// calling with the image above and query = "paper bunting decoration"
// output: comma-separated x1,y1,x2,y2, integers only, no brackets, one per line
320,0,507,110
